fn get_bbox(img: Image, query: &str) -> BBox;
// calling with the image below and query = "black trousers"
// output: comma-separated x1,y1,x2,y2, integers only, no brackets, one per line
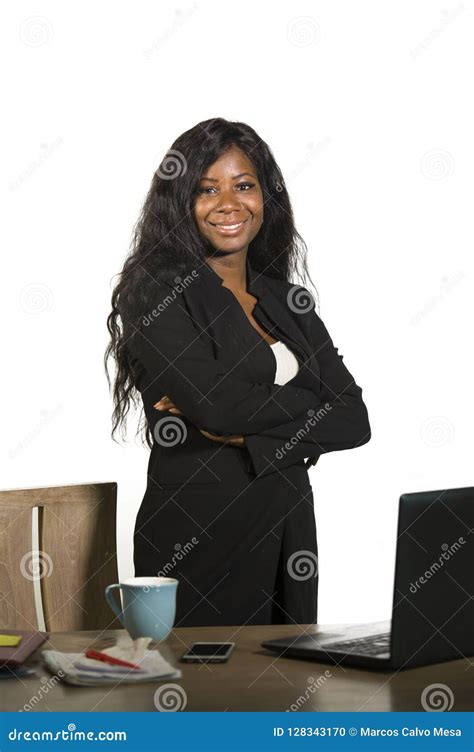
134,453,318,627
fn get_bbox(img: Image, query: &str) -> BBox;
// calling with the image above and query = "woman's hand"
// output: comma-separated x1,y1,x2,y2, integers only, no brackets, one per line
154,395,244,447
154,395,182,415
199,430,245,447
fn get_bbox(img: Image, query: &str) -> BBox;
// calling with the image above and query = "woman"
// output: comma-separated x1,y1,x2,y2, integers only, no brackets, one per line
105,117,371,628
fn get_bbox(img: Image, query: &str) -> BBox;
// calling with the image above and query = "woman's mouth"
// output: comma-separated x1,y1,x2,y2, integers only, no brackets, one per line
209,218,249,235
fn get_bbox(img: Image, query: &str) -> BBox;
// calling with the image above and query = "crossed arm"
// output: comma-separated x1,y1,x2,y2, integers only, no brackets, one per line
153,394,245,446
125,283,371,477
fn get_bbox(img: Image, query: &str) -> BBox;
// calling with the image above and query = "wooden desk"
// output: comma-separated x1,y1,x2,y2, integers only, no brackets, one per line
1,625,471,712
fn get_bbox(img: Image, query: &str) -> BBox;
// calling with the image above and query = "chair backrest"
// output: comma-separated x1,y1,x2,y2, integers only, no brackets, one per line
0,482,121,632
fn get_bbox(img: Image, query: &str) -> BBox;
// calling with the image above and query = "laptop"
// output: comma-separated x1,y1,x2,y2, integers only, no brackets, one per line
262,486,473,670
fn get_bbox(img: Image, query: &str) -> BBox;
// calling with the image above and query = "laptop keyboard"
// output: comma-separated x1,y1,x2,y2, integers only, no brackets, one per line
321,632,391,656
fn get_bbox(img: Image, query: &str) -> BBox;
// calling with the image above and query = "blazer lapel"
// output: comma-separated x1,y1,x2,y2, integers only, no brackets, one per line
246,260,315,368
181,256,317,381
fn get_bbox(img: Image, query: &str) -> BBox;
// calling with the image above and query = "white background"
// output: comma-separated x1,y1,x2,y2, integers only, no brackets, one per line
1,0,472,625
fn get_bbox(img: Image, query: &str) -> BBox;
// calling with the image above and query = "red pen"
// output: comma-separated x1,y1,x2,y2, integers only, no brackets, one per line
84,648,142,670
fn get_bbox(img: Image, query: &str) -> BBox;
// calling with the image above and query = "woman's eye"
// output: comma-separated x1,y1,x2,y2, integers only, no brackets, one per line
198,182,255,195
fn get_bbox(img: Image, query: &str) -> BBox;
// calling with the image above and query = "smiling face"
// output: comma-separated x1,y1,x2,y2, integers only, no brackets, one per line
193,145,264,254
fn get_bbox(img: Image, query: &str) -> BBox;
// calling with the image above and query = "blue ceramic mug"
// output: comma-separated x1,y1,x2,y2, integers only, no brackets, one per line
105,576,178,642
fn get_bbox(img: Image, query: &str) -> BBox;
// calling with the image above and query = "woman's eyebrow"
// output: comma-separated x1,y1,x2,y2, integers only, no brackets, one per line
200,172,256,182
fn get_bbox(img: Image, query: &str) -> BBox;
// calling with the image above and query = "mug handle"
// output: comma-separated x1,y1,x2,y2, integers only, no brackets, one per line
105,583,125,626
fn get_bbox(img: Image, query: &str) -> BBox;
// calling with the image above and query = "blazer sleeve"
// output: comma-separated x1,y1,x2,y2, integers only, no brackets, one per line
123,285,320,436
243,310,371,476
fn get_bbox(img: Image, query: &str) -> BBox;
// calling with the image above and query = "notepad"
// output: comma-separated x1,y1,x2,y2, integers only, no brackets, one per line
0,634,22,647
41,636,181,686
0,630,48,669
42,649,182,686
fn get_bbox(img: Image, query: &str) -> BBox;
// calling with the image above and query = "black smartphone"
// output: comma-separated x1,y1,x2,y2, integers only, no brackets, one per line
180,641,235,664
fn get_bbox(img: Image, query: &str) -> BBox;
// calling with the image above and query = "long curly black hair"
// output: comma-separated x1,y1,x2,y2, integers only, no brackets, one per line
104,117,318,448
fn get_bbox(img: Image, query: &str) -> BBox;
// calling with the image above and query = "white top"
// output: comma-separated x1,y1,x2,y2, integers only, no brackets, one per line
270,340,300,385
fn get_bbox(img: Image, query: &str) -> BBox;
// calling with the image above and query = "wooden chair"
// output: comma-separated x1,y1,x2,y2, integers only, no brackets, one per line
0,482,122,632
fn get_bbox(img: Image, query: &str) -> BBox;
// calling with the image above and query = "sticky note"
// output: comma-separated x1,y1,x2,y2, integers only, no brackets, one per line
0,634,22,647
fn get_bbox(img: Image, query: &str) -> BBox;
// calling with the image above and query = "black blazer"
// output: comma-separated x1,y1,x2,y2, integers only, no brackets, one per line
125,257,371,486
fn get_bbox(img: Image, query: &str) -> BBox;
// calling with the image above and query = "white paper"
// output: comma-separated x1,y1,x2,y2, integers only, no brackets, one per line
42,649,182,686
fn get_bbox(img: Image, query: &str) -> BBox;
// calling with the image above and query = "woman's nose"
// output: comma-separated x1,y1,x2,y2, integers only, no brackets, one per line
214,188,242,211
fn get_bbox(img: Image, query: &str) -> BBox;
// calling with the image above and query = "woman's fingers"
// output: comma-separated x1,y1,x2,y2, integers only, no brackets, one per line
154,394,171,409
199,429,244,446
199,429,227,444
154,395,182,414
154,398,242,441
154,399,242,441
154,401,241,437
